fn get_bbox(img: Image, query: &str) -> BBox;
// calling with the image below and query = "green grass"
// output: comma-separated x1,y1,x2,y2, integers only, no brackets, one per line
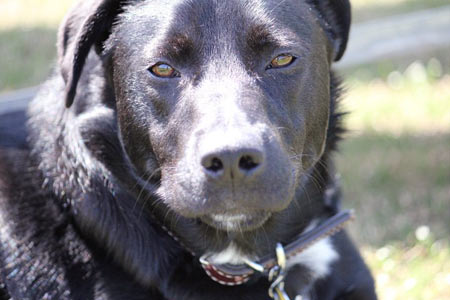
0,0,72,92
338,71,450,299
0,28,57,92
344,67,450,134
0,0,74,29
363,240,450,299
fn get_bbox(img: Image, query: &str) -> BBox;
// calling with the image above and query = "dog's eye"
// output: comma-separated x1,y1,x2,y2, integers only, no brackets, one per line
268,54,296,69
149,63,179,78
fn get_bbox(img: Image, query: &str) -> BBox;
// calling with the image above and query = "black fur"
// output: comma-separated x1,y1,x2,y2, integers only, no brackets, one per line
0,0,376,299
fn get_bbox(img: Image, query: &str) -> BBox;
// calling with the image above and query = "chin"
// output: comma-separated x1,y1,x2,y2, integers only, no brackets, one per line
200,211,272,232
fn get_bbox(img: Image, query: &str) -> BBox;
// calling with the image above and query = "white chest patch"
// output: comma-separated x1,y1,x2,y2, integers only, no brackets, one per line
286,236,339,279
208,243,254,265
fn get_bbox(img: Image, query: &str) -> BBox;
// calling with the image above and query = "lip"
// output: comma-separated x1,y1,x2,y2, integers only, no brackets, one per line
201,211,271,232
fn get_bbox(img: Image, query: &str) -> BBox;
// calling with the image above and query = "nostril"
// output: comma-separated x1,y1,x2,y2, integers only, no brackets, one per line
239,155,259,171
209,157,224,172
203,157,224,172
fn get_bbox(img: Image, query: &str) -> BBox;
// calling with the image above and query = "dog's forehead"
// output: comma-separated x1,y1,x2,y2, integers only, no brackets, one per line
126,0,312,23
119,0,315,53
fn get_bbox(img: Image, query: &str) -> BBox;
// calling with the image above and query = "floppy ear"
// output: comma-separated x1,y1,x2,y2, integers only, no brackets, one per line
58,0,127,108
308,0,351,61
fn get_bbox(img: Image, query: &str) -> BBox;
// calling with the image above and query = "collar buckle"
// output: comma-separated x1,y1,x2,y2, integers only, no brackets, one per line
268,243,291,300
244,243,291,300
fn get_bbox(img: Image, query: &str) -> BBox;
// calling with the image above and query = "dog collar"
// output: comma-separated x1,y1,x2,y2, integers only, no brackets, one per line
199,210,355,287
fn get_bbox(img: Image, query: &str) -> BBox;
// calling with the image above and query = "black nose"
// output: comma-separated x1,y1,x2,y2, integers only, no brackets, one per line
201,148,264,179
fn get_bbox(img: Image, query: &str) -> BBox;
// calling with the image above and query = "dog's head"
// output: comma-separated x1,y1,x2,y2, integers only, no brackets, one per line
59,0,350,260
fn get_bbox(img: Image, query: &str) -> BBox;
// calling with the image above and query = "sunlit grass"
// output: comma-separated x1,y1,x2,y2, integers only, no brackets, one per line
339,59,450,299
338,130,450,300
343,60,450,134
0,0,74,29
363,237,450,300
339,61,450,247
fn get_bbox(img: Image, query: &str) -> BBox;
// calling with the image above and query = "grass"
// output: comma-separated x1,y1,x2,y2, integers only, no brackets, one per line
0,0,74,29
344,65,450,134
1,1,450,299
0,28,57,92
0,0,73,92
338,70,450,299
337,132,450,245
363,239,450,300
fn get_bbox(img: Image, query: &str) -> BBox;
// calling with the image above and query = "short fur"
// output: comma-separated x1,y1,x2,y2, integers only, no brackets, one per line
0,0,377,299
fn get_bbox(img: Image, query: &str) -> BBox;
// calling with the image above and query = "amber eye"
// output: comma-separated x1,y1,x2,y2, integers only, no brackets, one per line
149,63,179,78
268,54,296,69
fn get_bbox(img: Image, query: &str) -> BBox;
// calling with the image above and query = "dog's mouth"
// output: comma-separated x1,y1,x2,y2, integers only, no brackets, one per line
200,211,271,232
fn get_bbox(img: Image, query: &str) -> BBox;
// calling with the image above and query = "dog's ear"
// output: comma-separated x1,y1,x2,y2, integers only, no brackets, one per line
58,0,127,108
308,0,351,61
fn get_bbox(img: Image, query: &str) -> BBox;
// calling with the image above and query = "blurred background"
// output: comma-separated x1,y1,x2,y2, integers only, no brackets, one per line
0,0,449,299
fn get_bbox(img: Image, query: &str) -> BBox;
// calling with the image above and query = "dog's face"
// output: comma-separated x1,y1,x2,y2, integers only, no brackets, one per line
60,0,350,253
106,0,333,231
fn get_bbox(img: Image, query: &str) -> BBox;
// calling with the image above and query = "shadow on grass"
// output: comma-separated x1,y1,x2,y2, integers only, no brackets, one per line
336,132,450,247
0,27,57,92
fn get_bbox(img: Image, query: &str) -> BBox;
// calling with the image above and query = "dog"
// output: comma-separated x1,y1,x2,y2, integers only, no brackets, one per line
0,0,377,299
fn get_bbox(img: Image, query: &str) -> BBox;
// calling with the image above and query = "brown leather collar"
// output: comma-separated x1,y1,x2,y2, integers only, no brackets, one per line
199,210,355,286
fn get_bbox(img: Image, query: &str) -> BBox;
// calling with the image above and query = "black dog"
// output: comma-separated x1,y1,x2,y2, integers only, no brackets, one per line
0,0,377,299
